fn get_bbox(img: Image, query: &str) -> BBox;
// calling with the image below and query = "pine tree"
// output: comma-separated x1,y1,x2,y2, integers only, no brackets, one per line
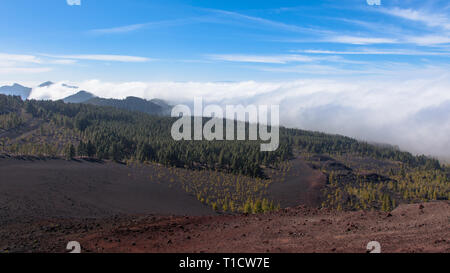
253,199,263,214
243,199,253,214
262,198,270,213
64,144,75,160
222,202,228,212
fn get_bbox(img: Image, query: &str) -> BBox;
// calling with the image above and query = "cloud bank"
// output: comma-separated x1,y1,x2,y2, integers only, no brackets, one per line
29,75,450,159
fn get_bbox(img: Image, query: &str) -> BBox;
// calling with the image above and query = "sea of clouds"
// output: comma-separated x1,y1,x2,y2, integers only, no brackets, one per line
29,76,450,160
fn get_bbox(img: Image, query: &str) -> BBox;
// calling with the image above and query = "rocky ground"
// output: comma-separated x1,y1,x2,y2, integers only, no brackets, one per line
1,201,448,253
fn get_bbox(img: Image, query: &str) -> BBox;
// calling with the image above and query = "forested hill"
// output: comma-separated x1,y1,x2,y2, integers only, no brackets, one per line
0,94,442,174
63,90,96,103
1,94,448,212
84,96,172,116
60,91,172,116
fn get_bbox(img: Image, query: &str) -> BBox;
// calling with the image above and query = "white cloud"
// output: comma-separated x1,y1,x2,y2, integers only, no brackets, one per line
27,73,450,158
207,53,365,65
207,8,322,34
404,35,450,46
326,36,398,45
382,7,450,30
298,49,450,56
67,0,81,6
0,53,42,64
41,54,152,62
366,0,381,6
0,67,51,74
207,54,315,64
375,7,450,46
90,18,195,34
254,64,371,75
50,59,78,65
89,8,323,36
91,23,149,34
0,53,49,74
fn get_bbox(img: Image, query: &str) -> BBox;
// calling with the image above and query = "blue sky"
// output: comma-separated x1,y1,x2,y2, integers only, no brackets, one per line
1,0,450,82
1,0,450,158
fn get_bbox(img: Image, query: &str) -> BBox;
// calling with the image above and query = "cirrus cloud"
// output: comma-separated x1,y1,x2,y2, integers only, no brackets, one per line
41,54,152,63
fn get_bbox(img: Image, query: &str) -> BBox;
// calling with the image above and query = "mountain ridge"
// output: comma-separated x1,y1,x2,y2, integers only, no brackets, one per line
38,81,54,88
63,90,96,103
68,93,172,116
0,82,172,116
0,83,32,100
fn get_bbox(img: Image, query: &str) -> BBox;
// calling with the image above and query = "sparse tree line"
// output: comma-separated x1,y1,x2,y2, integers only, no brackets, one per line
136,161,281,214
314,158,449,212
0,112,23,130
284,128,442,170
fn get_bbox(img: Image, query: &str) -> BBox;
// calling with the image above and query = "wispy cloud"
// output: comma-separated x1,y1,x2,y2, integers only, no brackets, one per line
49,59,78,65
375,7,450,46
0,53,50,74
41,54,152,62
297,49,450,56
325,36,398,45
404,35,450,46
270,7,450,47
0,67,51,74
382,7,450,30
255,64,369,76
206,8,325,34
0,53,42,64
90,18,194,34
0,52,151,76
90,8,326,36
207,53,366,65
207,54,315,64
91,23,149,34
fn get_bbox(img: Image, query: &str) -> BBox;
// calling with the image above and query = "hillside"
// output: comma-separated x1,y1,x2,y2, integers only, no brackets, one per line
60,91,172,116
63,91,96,103
0,156,214,224
84,96,171,116
0,94,448,214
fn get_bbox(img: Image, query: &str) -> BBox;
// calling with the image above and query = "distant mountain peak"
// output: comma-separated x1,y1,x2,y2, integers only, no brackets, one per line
0,83,32,100
61,91,172,116
150,98,171,107
62,83,78,89
63,90,96,103
125,96,141,100
76,90,91,95
38,81,54,88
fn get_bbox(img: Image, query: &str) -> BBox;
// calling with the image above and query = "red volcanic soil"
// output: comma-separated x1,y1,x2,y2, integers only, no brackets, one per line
0,156,448,253
1,202,448,253
268,158,326,208
0,156,215,224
